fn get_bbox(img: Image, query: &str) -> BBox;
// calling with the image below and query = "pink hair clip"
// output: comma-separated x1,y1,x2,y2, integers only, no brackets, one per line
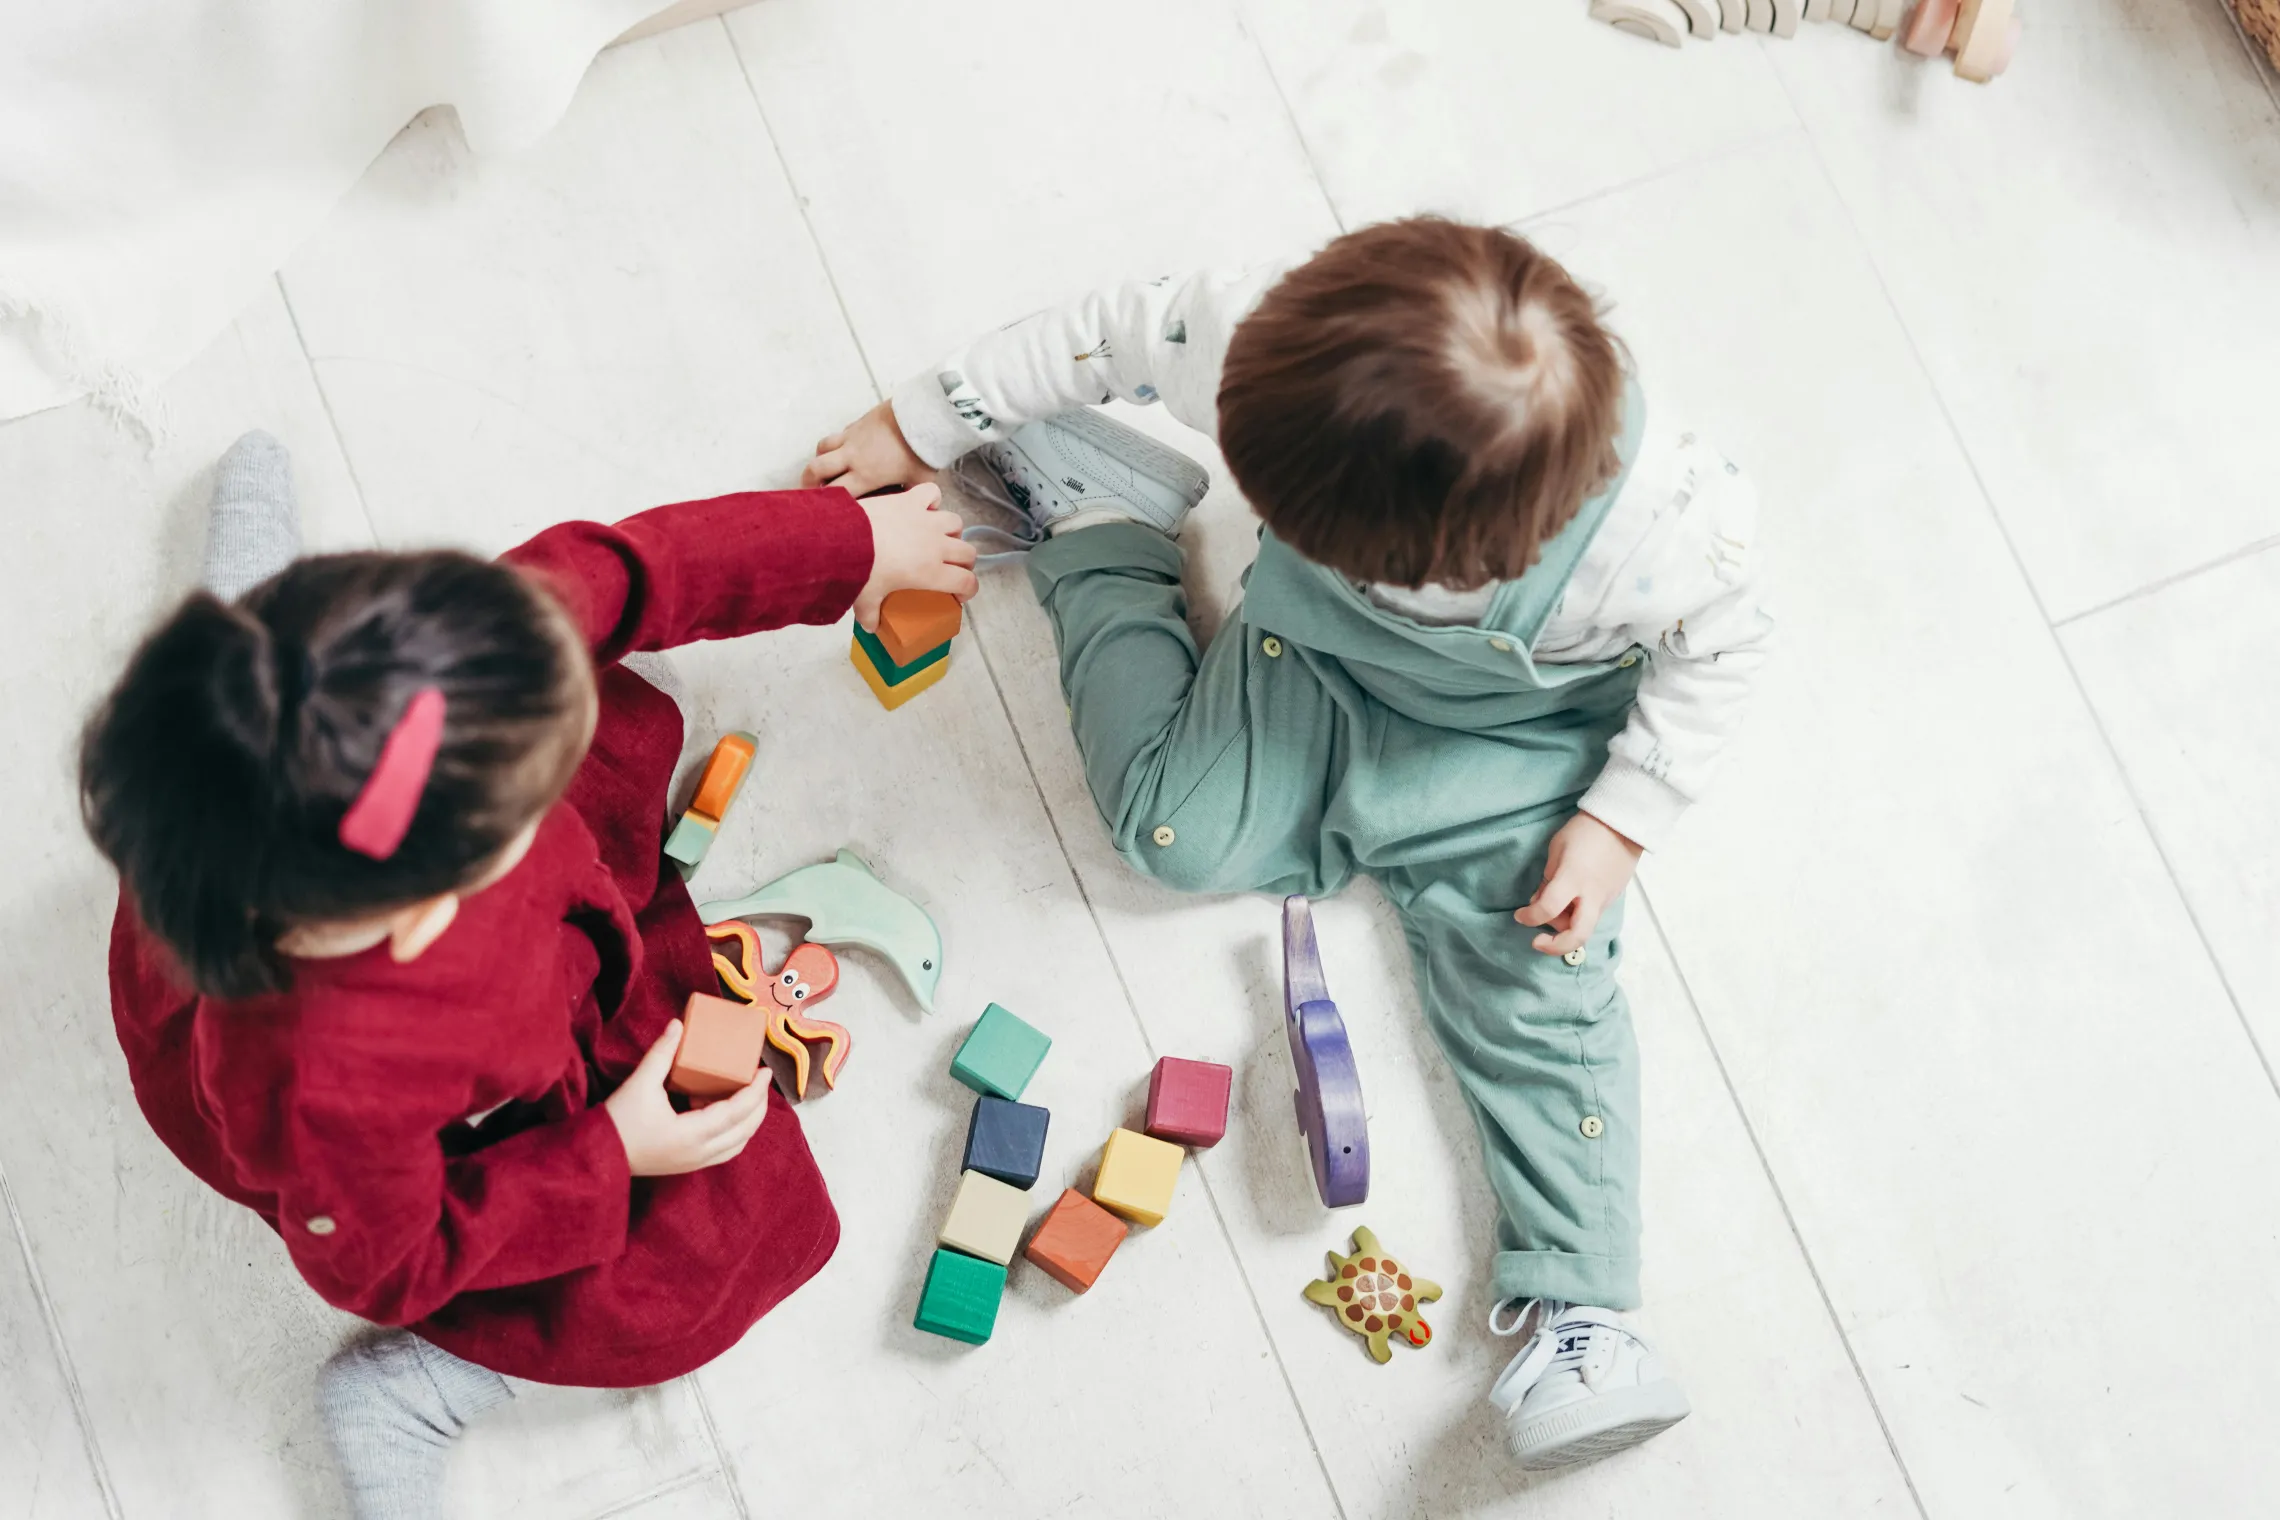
338,686,446,860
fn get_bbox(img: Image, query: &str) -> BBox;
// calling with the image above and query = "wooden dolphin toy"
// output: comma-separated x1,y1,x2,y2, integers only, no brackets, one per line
699,849,943,1013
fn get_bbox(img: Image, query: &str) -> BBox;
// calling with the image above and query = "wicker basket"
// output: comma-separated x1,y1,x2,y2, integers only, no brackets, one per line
2239,0,2280,70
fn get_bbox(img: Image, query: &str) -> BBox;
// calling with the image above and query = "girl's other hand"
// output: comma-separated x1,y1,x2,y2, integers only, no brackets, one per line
804,400,931,497
854,482,979,630
604,1020,772,1177
1513,811,1644,957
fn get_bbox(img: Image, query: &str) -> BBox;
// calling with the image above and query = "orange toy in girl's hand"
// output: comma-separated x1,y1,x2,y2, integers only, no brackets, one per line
704,923,852,1101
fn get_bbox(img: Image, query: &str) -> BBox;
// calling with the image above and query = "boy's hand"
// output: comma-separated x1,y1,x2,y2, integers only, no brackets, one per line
1514,812,1643,957
855,483,979,630
805,400,933,497
604,1020,772,1177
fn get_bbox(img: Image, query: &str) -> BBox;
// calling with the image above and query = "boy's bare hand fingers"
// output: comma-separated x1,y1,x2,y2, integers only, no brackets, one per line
945,568,980,602
803,449,849,487
934,508,968,538
815,430,847,454
946,537,979,568
687,1080,768,1138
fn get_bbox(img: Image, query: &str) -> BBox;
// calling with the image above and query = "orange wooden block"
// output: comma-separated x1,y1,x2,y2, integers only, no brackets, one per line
667,992,765,1099
874,590,963,667
689,732,757,823
1024,1188,1128,1293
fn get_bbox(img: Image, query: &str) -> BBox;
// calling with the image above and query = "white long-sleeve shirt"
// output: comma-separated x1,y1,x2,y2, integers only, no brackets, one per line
889,263,1773,850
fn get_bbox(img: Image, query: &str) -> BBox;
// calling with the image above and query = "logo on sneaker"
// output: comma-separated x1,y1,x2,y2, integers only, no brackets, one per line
1062,477,1088,494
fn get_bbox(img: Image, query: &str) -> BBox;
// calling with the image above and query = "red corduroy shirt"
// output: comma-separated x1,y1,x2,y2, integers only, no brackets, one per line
108,488,871,1387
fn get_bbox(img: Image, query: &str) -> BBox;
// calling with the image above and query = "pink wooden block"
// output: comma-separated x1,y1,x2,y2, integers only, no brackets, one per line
1144,1057,1233,1148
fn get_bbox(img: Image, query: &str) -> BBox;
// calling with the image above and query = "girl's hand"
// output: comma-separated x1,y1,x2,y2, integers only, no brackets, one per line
854,482,979,631
603,1020,772,1178
1514,812,1644,957
804,400,932,497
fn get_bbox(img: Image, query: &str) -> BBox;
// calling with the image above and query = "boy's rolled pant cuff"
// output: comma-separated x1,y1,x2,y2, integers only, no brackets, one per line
1024,520,1183,591
1494,1247,1641,1312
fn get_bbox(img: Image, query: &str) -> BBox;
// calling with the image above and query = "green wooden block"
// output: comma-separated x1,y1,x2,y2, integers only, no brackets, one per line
663,812,716,866
914,1247,1006,1344
950,1003,1051,1100
852,620,951,687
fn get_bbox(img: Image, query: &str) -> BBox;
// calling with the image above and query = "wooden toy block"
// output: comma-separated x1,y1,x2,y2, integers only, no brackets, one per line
1669,0,1719,37
666,992,766,1100
1283,896,1370,1208
663,812,717,867
1144,1057,1233,1149
852,620,950,686
1868,0,1906,37
1901,0,1956,51
1771,0,1802,34
1302,1226,1443,1364
850,638,951,711
950,1003,1051,1100
1743,0,1772,31
1805,0,1833,20
1591,0,1685,45
963,1095,1051,1190
1024,1188,1128,1293
1716,0,1746,31
874,589,963,667
701,848,944,1013
689,732,757,822
1092,1128,1182,1227
939,1169,1031,1266
1950,0,2017,81
1847,0,1879,30
914,1246,1005,1344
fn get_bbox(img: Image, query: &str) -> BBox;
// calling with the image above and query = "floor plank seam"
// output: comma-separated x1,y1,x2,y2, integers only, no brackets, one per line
717,17,884,403
957,609,1353,1520
1633,888,1932,1520
1,1160,126,1520
685,1375,753,1520
1513,122,1804,237
1776,100,2280,1107
272,274,383,551
1226,2,1350,235
2050,529,2280,629
580,1462,722,1520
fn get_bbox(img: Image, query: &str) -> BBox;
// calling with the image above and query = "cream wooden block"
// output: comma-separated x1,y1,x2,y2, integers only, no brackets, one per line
1771,0,1803,34
1670,0,1721,39
1825,0,1856,20
1869,0,1907,38
939,1169,1032,1267
1717,0,1748,31
1805,0,1832,19
1592,0,1688,44
1953,0,2016,78
1848,0,1881,29
1744,0,1773,30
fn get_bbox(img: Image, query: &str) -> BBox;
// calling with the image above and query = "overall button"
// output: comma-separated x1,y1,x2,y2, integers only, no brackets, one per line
1261,636,1283,658
1562,946,1587,967
1151,826,1176,847
1489,637,1513,653
1579,1115,1605,1139
304,1215,338,1237
1617,651,1639,669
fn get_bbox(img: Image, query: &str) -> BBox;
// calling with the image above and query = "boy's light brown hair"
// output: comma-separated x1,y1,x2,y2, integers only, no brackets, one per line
1217,217,1627,590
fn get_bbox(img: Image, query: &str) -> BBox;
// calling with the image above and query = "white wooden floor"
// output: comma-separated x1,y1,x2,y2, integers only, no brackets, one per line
5,3,2280,1516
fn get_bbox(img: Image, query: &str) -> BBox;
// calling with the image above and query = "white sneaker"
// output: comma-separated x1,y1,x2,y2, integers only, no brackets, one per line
953,407,1209,551
1487,1299,1690,1471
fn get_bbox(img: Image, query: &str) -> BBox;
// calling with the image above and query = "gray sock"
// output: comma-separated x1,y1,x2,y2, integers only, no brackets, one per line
202,430,301,601
316,1331,515,1520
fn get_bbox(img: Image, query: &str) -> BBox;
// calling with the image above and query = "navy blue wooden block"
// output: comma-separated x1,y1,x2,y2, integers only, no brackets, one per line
962,1095,1050,1190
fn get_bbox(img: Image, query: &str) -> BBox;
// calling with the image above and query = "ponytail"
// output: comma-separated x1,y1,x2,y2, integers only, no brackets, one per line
81,553,595,1000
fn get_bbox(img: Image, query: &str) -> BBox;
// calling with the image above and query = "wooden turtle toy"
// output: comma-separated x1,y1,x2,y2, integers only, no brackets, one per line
1303,1226,1442,1363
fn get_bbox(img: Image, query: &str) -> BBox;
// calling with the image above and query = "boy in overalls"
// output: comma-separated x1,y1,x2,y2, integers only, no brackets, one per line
807,217,1773,1471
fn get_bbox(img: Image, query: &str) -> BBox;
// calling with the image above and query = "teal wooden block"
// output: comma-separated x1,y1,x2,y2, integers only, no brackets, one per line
852,620,951,687
914,1247,1006,1344
663,812,716,866
950,1003,1051,1100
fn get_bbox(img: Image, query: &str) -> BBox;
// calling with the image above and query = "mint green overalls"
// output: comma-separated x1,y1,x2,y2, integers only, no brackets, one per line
1024,394,1651,1309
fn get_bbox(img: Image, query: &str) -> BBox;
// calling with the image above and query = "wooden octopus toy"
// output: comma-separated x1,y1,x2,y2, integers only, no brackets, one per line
704,920,850,1100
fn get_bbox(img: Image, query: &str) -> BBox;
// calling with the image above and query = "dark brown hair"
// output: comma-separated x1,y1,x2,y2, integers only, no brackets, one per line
1217,217,1627,588
80,553,596,999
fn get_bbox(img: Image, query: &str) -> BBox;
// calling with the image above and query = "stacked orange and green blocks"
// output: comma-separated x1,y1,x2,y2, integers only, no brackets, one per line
664,732,757,869
853,590,962,710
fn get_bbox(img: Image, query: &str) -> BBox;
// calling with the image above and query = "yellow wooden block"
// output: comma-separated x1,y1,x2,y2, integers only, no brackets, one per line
851,637,950,710
1092,1128,1183,1226
939,1169,1030,1265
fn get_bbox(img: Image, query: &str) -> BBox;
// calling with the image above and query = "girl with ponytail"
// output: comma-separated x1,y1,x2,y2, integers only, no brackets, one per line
81,432,977,1516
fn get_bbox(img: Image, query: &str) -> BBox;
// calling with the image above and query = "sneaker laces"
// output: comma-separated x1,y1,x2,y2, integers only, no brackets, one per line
1488,1298,1629,1406
945,454,1044,562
